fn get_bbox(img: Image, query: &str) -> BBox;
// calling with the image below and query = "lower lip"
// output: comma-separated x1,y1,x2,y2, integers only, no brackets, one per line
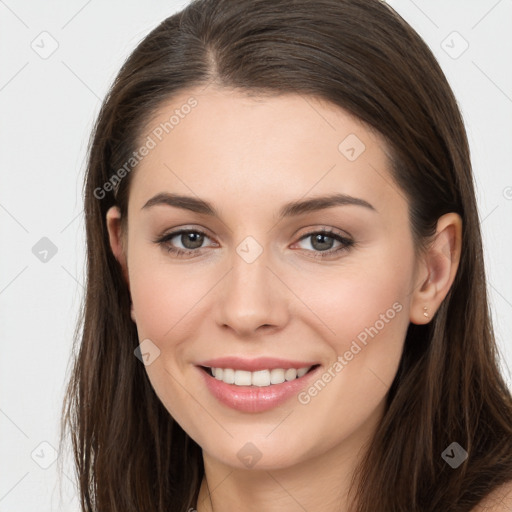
197,365,321,413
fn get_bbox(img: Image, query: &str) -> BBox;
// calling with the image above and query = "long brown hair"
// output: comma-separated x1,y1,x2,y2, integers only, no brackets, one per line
60,0,512,510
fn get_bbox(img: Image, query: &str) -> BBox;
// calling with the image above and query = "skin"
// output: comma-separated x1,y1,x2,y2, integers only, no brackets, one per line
106,85,462,512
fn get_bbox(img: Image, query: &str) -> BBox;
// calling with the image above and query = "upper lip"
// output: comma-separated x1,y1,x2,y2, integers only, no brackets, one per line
197,357,319,372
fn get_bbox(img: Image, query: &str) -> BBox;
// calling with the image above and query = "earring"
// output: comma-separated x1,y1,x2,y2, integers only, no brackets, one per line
423,306,429,318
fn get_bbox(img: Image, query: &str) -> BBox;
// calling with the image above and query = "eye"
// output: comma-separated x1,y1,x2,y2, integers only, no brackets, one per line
154,227,354,260
154,228,216,257
294,229,354,259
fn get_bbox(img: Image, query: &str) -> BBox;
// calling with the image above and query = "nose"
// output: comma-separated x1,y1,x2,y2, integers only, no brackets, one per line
215,245,290,337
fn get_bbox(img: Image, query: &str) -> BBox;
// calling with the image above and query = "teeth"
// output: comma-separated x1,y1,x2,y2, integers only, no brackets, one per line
234,370,252,386
222,368,235,384
210,366,313,387
297,367,309,378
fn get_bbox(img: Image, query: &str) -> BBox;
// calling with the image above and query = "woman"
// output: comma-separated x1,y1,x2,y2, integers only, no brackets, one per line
60,0,512,510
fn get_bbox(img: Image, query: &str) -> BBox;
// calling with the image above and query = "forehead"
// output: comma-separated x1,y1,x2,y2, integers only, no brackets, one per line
128,86,402,217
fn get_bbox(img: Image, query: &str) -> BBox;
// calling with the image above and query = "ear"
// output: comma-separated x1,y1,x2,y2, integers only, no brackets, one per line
409,212,462,325
106,206,136,322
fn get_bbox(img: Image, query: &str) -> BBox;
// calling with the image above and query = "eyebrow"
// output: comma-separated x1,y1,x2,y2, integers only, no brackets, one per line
141,192,376,218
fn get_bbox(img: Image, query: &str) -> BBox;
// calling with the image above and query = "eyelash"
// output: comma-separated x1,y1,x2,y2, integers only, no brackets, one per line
154,228,355,260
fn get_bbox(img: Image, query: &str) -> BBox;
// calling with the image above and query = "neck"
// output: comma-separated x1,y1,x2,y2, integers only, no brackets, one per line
195,401,384,512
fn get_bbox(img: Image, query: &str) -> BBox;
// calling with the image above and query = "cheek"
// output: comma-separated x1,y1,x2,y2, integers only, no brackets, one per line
293,255,413,354
127,255,213,426
289,266,411,453
128,250,215,343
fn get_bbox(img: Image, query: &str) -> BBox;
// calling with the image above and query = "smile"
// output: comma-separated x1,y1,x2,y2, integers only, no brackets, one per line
196,361,322,413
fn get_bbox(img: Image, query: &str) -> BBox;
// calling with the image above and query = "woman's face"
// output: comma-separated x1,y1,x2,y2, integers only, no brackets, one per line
107,86,423,470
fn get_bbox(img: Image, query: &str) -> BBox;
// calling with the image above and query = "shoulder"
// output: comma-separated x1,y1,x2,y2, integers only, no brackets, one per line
471,480,512,511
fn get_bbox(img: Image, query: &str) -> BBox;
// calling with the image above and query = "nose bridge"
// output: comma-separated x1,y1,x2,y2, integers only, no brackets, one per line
215,236,288,334
231,243,270,299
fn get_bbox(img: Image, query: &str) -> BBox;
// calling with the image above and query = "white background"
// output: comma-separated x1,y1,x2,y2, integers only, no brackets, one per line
1,1,511,510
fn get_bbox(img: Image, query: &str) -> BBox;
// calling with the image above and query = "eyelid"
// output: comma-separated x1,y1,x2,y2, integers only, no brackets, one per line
156,225,215,241
295,225,353,240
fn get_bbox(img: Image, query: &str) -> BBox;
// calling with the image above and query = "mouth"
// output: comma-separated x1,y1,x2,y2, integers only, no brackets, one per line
196,362,322,413
198,364,321,387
